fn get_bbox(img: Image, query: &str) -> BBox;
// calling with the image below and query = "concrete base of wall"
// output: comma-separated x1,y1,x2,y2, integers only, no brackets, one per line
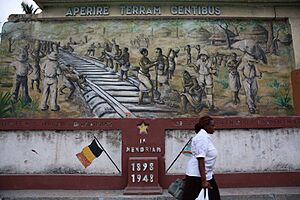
1,188,300,200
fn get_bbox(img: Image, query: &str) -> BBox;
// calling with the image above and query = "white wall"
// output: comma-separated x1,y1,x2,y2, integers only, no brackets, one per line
1,128,299,175
165,128,300,174
0,130,122,174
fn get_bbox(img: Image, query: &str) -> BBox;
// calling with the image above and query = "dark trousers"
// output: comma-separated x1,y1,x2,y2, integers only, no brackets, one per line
13,75,30,102
182,175,221,200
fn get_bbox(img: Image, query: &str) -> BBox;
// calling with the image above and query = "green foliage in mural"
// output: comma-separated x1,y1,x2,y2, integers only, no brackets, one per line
0,92,13,118
0,67,10,77
15,97,39,114
0,48,8,56
267,79,292,108
256,95,263,103
215,79,229,89
0,91,40,118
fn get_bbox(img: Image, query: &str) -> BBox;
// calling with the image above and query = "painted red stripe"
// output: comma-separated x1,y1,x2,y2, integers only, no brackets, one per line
76,152,91,168
0,172,299,189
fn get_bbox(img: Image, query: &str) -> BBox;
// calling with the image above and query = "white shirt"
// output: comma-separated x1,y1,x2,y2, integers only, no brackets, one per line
41,60,61,78
186,129,217,180
197,59,212,75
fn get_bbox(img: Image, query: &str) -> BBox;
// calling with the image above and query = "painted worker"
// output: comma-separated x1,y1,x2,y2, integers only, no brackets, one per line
40,52,62,111
111,44,122,72
155,47,169,87
10,48,33,103
59,65,86,100
167,48,180,80
30,41,46,93
196,49,217,111
195,44,201,60
87,42,96,56
103,42,113,69
238,53,262,114
115,47,130,80
66,42,74,52
226,52,241,104
180,70,204,113
138,48,157,104
184,45,192,65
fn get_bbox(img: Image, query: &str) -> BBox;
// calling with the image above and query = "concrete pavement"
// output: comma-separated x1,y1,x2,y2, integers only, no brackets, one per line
1,187,300,199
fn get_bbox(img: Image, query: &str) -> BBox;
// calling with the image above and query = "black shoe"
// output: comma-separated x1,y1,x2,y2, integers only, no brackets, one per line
41,105,49,111
249,108,256,114
51,106,60,112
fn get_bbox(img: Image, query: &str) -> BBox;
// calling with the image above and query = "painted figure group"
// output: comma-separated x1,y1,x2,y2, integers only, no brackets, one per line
10,40,86,112
10,37,262,115
98,39,131,81
181,45,262,114
85,38,262,114
137,47,180,105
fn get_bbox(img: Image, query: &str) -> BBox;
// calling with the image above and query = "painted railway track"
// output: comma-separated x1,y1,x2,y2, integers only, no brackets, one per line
58,50,177,118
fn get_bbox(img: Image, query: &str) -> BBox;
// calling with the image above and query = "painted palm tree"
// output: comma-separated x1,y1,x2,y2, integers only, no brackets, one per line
170,20,183,38
21,2,40,14
149,20,161,37
129,21,139,33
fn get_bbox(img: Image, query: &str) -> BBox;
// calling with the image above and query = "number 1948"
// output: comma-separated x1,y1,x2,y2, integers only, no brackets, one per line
131,174,154,183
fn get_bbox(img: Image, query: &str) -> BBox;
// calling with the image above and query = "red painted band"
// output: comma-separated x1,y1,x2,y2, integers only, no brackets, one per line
1,116,300,130
0,172,299,189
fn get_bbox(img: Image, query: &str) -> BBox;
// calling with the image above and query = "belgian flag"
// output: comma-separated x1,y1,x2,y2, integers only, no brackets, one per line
76,139,103,168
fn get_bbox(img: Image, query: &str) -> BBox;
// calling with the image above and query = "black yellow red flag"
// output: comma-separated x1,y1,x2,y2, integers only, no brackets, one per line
76,139,103,168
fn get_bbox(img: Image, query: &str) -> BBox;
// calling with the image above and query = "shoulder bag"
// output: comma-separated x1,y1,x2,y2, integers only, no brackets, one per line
168,178,185,200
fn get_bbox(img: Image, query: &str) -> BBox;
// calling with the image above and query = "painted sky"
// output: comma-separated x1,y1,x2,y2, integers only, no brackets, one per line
0,0,40,32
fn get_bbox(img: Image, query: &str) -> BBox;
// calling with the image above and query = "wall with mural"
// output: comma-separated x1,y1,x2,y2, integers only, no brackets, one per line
0,18,295,118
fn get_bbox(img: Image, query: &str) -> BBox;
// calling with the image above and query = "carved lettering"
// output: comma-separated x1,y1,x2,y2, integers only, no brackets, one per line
170,6,221,15
125,146,162,153
139,138,146,144
120,5,161,15
65,6,110,16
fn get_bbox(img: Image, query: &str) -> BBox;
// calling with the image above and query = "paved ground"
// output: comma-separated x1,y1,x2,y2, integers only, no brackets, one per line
1,187,300,199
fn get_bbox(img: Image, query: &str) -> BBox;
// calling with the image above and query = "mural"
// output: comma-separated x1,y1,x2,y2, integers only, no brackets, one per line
0,18,295,118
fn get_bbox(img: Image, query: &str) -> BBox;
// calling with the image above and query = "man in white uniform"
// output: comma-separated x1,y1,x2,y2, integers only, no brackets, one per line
40,52,62,111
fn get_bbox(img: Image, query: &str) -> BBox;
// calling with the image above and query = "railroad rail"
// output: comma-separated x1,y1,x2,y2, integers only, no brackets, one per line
58,50,177,118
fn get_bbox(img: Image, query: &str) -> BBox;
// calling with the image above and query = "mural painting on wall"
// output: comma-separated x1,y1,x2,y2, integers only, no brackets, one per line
0,19,295,118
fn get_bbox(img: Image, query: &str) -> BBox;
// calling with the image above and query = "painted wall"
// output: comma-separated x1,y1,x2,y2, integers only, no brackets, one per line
165,128,300,174
0,128,299,175
0,130,121,174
